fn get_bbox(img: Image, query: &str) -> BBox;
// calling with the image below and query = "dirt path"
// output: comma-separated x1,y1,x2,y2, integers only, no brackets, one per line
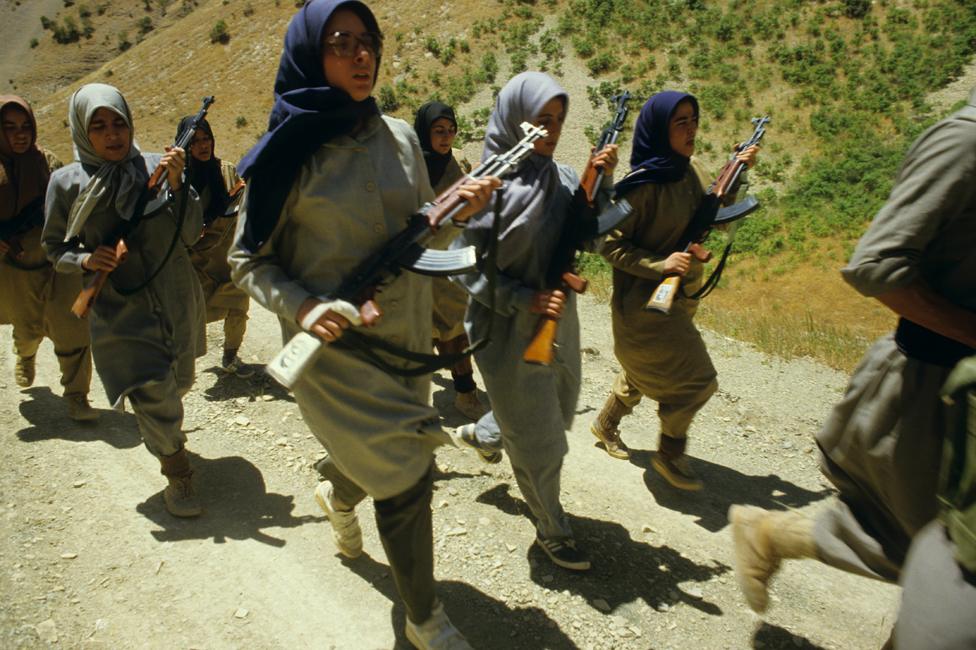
0,292,899,650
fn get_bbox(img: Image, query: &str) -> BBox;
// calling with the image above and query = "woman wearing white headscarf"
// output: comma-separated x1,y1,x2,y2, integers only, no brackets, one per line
42,83,206,518
452,71,618,572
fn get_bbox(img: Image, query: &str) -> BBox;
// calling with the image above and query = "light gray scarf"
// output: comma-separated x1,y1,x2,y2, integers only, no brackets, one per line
470,71,568,271
65,83,145,240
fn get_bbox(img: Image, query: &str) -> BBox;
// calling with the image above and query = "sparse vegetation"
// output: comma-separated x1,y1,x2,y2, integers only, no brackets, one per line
210,19,229,44
235,115,247,129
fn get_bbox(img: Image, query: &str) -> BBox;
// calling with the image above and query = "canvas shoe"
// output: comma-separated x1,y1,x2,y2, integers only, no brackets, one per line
404,600,472,650
314,481,362,558
452,423,502,464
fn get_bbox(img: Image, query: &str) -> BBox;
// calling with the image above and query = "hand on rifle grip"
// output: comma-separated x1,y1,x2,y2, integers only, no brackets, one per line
83,241,126,272
161,146,186,191
590,143,619,176
735,144,760,169
530,289,566,320
451,176,502,224
688,243,712,263
662,251,692,276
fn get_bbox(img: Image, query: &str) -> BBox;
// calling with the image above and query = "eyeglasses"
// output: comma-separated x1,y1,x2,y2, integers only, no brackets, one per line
323,31,383,58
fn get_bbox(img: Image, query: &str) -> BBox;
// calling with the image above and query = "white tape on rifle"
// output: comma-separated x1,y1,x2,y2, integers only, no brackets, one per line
266,299,363,390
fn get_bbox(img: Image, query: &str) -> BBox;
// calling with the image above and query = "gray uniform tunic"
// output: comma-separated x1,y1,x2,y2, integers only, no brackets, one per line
429,154,470,342
454,163,597,539
813,89,976,581
228,115,449,501
43,154,206,456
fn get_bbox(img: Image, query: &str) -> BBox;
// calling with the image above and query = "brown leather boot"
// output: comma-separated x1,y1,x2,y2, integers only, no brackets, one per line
653,435,702,490
159,448,202,518
15,355,35,388
728,505,817,613
590,394,631,459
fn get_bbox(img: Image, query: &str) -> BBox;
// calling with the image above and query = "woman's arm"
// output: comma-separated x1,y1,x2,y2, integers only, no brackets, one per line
450,224,534,316
41,169,88,273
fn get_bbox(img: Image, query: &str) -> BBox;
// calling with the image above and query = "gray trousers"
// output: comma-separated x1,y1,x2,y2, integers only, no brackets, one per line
894,521,976,649
317,456,436,625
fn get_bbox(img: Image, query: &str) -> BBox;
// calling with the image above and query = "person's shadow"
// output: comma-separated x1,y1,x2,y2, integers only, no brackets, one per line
477,483,730,618
15,386,141,449
136,453,322,547
201,365,294,403
753,622,828,649
628,449,832,532
341,551,577,649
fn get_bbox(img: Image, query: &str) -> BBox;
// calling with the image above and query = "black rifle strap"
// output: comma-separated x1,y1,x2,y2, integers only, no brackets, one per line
116,180,190,297
337,188,504,377
682,242,732,301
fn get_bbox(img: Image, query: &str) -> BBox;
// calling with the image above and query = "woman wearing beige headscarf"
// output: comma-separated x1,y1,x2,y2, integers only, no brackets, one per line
0,95,96,421
42,83,206,518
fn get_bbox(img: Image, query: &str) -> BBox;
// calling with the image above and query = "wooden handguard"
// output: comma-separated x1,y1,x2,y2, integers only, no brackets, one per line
523,272,588,366
71,240,127,319
579,159,600,205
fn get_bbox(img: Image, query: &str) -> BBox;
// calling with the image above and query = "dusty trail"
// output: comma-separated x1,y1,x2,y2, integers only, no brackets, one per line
1,295,898,649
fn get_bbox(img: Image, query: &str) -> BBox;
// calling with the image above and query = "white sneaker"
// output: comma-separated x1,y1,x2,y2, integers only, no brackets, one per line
313,482,362,558
404,601,472,650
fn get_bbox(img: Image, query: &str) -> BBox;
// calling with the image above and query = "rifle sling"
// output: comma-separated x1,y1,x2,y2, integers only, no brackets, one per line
334,189,504,377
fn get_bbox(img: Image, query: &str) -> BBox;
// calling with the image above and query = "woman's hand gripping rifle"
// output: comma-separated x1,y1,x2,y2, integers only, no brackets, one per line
645,116,768,315
71,95,215,319
523,93,632,366
265,123,548,389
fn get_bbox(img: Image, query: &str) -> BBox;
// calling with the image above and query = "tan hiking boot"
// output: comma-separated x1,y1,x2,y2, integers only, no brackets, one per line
65,394,99,422
159,448,202,518
15,355,35,388
454,390,487,421
728,505,817,613
590,393,630,459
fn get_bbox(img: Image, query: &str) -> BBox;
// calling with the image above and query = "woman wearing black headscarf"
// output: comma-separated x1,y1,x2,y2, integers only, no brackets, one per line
227,2,496,646
412,101,488,424
175,115,251,377
590,91,758,491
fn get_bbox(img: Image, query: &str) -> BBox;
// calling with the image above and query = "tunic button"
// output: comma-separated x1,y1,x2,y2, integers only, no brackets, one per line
373,224,384,233
366,181,376,192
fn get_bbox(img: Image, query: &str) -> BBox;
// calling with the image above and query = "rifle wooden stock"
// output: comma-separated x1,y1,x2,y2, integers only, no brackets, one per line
523,272,587,366
645,275,681,314
72,240,127,318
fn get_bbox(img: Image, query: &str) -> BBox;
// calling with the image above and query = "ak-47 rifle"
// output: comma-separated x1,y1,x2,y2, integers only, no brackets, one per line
71,95,215,319
644,115,769,315
522,93,634,366
266,122,550,389
1,197,45,260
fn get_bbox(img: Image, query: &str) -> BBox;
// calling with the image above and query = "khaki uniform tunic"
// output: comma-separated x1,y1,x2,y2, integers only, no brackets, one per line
0,148,92,396
601,160,718,440
229,115,448,501
188,160,249,350
43,154,206,456
812,90,976,581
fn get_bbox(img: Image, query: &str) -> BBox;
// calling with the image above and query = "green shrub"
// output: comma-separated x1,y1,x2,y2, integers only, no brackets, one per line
210,19,229,44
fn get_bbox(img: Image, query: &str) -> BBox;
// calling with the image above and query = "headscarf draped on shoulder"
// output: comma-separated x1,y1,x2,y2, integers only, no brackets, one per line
176,115,229,222
236,0,382,252
468,71,567,270
0,96,50,221
614,90,698,197
64,83,146,241
413,101,456,187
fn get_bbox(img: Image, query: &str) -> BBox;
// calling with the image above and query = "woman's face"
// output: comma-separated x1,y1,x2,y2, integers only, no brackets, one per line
2,106,33,155
188,129,213,162
429,117,456,155
321,9,380,103
668,99,699,158
531,97,566,157
87,107,131,162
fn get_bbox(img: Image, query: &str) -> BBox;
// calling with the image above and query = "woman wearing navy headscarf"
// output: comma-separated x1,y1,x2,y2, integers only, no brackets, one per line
228,2,496,647
590,91,758,491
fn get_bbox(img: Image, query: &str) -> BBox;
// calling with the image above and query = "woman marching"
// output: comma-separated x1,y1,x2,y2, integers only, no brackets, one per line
452,71,618,571
589,91,757,491
176,115,252,377
43,83,207,517
412,101,487,422
0,96,97,421
227,2,496,647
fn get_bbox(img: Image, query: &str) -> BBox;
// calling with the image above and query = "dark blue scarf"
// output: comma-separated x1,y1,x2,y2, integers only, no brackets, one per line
236,0,381,252
614,90,698,197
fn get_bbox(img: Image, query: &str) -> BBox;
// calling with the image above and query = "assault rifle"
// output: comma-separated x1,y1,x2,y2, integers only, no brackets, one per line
1,197,44,260
644,116,769,315
71,95,215,318
523,93,634,365
266,122,549,389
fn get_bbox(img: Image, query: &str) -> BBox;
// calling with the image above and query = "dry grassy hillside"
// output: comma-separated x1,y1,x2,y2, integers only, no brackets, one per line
7,0,970,370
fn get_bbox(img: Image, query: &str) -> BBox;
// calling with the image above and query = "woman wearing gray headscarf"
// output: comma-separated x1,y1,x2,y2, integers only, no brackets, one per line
42,83,206,518
452,71,618,571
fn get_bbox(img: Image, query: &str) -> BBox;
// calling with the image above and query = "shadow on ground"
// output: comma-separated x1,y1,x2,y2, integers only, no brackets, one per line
754,622,829,649
341,551,577,649
431,373,491,429
201,365,294,403
136,453,322,546
477,483,729,620
15,386,140,448
627,449,833,532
